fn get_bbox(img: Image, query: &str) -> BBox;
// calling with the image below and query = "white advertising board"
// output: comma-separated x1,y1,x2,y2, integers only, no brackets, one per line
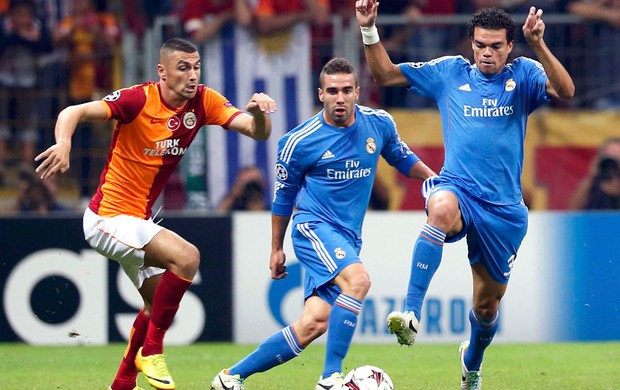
233,212,560,344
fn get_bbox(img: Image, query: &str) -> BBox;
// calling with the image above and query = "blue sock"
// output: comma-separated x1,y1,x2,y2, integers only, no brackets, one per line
230,325,304,379
464,309,498,371
322,294,362,378
405,224,446,318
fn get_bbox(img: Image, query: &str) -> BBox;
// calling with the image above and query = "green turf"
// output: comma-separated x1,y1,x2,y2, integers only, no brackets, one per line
1,342,619,389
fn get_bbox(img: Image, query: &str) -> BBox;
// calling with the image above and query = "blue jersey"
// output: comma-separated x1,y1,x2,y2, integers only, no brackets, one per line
272,105,419,241
400,55,550,205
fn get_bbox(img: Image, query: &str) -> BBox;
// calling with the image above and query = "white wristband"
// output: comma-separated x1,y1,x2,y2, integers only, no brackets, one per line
360,25,380,46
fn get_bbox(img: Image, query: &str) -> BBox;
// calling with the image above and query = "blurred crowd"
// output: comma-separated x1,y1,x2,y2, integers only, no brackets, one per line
0,0,121,197
1,0,619,213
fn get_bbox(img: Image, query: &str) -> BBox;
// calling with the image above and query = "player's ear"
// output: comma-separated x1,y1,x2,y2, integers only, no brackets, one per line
157,64,166,80
506,40,515,55
318,87,324,102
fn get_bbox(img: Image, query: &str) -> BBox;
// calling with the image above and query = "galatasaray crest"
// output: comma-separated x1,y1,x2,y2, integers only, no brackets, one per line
183,112,197,129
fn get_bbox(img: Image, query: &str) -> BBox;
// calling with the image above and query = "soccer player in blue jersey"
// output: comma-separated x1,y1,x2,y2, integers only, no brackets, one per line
356,2,574,389
210,57,436,390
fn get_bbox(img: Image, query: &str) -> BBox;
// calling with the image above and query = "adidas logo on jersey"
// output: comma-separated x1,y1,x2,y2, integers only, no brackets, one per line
321,150,335,159
458,83,472,91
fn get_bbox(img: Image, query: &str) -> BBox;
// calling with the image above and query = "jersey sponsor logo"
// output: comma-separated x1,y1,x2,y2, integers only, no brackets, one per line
326,160,372,180
144,138,188,156
505,78,516,91
167,116,181,131
321,150,335,159
464,98,514,118
366,137,377,154
275,163,288,180
103,90,121,101
458,83,472,91
183,112,197,129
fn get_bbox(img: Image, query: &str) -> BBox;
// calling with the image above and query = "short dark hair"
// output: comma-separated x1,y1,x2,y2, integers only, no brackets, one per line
468,7,518,43
319,57,357,87
160,37,198,56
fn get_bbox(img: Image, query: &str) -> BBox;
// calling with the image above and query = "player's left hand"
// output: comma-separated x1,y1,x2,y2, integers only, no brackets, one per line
523,6,545,45
247,92,277,115
355,0,379,28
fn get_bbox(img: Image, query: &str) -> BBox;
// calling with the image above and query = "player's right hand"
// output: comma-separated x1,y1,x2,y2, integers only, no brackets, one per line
270,249,288,280
34,142,71,180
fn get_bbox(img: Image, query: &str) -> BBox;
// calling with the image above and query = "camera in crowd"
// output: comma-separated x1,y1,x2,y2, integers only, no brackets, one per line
598,157,620,181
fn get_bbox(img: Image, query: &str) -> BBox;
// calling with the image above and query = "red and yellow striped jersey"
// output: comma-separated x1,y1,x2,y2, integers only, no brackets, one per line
89,81,242,219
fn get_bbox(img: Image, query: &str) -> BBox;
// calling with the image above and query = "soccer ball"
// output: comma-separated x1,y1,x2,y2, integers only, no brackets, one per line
343,365,394,390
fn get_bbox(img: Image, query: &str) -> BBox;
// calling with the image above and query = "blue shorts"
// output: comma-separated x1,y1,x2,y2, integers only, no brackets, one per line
427,177,528,284
292,220,362,304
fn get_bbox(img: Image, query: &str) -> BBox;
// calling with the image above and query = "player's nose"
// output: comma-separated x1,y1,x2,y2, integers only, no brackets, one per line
189,68,199,81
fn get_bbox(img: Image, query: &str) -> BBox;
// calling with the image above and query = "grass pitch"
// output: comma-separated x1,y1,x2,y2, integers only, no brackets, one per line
1,342,618,389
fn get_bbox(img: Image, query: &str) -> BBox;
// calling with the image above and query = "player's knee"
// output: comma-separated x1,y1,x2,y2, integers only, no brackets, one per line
339,264,371,300
349,272,371,299
473,301,499,321
427,199,459,232
310,320,329,338
177,243,200,276
188,244,200,269
297,316,328,341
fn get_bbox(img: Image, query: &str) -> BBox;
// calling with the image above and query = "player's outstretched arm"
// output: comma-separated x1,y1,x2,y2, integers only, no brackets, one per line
35,101,108,180
229,92,276,141
355,0,408,87
522,7,575,100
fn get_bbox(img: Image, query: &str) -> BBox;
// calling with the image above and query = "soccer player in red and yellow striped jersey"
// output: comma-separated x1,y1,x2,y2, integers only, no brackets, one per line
35,37,276,390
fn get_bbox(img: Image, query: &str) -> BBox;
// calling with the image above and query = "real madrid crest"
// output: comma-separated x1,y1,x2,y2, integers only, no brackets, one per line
334,247,346,259
505,78,516,92
366,137,376,154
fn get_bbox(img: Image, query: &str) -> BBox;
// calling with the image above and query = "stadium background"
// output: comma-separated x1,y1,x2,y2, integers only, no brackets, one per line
0,11,618,345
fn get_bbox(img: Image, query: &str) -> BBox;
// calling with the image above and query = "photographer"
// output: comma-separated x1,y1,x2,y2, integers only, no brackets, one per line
218,166,268,211
569,138,620,210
